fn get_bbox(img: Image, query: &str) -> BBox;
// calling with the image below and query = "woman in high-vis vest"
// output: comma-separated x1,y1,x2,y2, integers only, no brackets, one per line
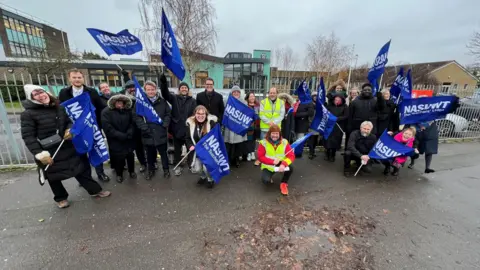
259,88,285,139
257,125,295,196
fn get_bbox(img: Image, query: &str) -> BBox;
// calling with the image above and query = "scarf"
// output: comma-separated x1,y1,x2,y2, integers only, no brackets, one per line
149,95,158,103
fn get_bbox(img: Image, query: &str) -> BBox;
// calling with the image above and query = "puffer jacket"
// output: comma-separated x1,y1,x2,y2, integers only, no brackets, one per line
101,94,135,157
134,93,172,146
20,85,88,182
348,92,385,134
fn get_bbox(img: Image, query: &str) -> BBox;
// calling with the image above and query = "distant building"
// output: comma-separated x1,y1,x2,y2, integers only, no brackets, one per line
0,6,69,59
223,50,270,90
270,67,330,94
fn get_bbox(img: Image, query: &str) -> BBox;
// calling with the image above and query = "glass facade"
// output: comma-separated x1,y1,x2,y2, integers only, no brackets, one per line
223,62,265,89
88,69,171,91
3,15,46,57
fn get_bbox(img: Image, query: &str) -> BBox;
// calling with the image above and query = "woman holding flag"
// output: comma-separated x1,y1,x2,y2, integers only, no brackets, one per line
223,86,248,168
185,105,218,188
324,94,349,162
257,125,295,196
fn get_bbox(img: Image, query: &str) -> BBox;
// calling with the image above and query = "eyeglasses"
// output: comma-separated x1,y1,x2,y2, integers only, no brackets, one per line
32,91,44,97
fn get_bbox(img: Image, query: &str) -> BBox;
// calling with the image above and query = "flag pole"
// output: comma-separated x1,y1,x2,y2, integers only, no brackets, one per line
173,149,194,171
336,123,345,135
45,140,65,171
354,164,363,176
379,74,384,90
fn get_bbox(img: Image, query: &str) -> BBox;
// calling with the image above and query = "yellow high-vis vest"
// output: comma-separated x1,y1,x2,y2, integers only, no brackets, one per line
259,98,284,130
260,139,292,172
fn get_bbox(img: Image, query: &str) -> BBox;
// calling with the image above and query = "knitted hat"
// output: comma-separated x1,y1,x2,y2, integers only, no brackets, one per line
178,82,190,90
231,85,241,94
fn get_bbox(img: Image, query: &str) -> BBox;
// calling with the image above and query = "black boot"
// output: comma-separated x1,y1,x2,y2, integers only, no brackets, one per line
145,171,155,181
129,172,137,179
391,167,399,176
197,176,207,185
235,158,240,168
308,153,314,160
206,180,214,189
324,150,330,161
329,150,336,162
139,165,146,173
98,172,110,182
383,166,391,176
116,175,124,183
425,168,435,174
164,170,171,178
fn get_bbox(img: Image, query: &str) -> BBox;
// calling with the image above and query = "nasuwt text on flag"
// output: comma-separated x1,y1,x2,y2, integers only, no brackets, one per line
222,95,255,136
368,130,415,160
399,96,455,124
87,28,142,56
368,40,391,94
310,97,337,139
195,125,230,183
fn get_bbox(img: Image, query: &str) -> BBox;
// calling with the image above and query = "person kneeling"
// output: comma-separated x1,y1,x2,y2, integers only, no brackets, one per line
383,127,419,176
257,125,295,196
344,121,377,177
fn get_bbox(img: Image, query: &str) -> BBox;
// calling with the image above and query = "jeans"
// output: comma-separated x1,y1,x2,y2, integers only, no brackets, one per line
111,152,135,176
261,166,293,184
146,144,169,172
48,167,102,202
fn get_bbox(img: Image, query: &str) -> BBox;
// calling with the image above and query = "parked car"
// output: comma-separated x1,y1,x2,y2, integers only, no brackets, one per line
436,91,480,136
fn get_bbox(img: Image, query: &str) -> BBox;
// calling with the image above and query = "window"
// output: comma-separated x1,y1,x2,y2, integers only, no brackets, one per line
3,17,9,28
195,71,208,88
258,63,264,73
251,63,258,73
106,70,120,87
441,82,451,93
243,63,251,75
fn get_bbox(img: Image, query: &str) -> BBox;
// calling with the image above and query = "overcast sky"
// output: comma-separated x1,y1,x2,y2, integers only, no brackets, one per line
1,0,479,67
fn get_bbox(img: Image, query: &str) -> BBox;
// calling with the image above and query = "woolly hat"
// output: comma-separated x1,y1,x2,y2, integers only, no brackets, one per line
178,82,190,90
23,84,50,104
125,80,135,89
231,85,241,94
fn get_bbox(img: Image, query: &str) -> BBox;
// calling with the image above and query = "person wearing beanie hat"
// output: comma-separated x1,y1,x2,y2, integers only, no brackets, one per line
159,74,196,176
223,85,248,168
20,84,111,208
257,124,295,196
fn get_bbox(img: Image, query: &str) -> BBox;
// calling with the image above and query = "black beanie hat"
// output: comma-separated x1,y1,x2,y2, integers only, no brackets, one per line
125,80,135,89
178,82,190,90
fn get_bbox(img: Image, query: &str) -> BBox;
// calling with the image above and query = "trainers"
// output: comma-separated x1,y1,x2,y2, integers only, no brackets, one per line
130,172,137,179
92,191,111,198
280,183,289,196
174,167,182,176
57,200,70,209
251,152,256,161
145,171,155,181
97,172,110,182
247,153,252,161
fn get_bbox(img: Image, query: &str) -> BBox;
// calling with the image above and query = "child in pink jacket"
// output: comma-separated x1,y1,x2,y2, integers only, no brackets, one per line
384,127,419,176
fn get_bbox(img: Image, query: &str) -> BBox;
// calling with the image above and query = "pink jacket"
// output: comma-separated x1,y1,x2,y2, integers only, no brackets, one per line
393,132,414,164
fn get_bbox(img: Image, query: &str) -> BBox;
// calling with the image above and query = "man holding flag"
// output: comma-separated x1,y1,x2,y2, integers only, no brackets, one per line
257,125,295,196
344,121,377,177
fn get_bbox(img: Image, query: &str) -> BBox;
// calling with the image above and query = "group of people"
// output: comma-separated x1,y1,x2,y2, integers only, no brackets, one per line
20,70,450,208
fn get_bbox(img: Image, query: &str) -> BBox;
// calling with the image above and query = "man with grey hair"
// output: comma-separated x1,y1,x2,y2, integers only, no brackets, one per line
344,121,377,177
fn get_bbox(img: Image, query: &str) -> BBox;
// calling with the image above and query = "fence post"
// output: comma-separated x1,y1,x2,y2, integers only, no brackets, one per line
0,97,22,164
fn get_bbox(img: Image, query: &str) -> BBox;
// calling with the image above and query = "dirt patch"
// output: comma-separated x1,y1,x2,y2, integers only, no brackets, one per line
201,205,376,269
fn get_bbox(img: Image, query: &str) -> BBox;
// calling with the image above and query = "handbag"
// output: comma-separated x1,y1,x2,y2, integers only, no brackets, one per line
37,109,62,149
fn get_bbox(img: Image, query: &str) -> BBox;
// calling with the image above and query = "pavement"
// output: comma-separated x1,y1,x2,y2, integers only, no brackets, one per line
1,142,480,269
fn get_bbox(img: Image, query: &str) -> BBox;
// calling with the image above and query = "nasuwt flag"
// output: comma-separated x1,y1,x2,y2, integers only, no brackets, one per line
87,28,142,56
390,67,404,103
310,93,337,139
317,77,326,105
61,93,109,167
295,81,312,104
161,8,186,80
368,130,415,160
368,40,391,94
195,125,230,183
290,132,313,156
133,76,163,125
401,69,413,100
222,95,256,136
399,96,456,125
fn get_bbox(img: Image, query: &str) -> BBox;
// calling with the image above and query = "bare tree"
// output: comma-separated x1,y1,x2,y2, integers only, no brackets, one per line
138,0,217,86
304,32,353,87
271,45,299,91
467,31,480,66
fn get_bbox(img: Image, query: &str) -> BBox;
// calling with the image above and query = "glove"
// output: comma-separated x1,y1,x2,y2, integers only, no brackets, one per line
160,74,167,84
35,151,53,165
64,129,72,140
121,70,129,77
376,91,383,99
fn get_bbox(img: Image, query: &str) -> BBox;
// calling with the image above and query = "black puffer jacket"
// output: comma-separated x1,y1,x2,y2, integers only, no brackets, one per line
325,94,349,149
376,99,399,136
196,90,225,123
294,102,315,133
134,94,172,146
58,85,106,128
20,97,88,182
101,94,135,157
346,130,377,158
160,77,196,139
348,92,385,134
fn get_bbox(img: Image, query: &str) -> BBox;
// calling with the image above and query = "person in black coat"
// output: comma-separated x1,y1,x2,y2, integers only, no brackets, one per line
325,94,349,162
159,74,196,176
101,94,136,183
278,93,296,143
58,69,110,182
195,77,225,123
20,84,110,209
98,82,117,108
376,89,399,137
408,121,439,173
294,99,314,158
134,81,172,180
344,121,377,177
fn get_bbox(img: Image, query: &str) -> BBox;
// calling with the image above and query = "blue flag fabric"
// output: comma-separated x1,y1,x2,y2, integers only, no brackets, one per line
87,28,142,56
195,125,230,183
133,76,163,125
368,130,415,160
401,69,413,99
317,77,326,105
291,132,313,156
222,95,256,136
294,81,312,104
310,98,338,140
286,107,294,116
161,9,186,80
368,40,391,94
390,67,404,103
399,96,456,125
61,93,109,167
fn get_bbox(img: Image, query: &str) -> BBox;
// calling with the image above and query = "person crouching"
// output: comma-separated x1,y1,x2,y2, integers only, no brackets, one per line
383,127,418,176
257,125,295,196
101,94,136,183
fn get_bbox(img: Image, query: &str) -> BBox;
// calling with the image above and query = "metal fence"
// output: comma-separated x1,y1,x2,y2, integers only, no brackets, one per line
1,72,479,168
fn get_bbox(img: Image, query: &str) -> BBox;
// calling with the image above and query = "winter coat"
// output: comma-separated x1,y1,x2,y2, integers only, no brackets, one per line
196,90,225,123
325,94,349,150
134,93,172,146
416,122,439,155
247,102,260,141
124,89,144,145
294,102,315,133
278,93,296,142
327,79,348,104
58,85,106,129
308,91,320,136
392,132,414,165
20,87,88,182
160,79,196,139
348,92,385,135
99,92,117,109
376,99,399,136
101,94,135,157
223,96,248,144
185,115,218,168
346,130,377,158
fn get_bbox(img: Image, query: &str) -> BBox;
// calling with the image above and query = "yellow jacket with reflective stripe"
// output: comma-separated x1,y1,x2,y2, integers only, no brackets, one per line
259,98,284,130
260,138,293,172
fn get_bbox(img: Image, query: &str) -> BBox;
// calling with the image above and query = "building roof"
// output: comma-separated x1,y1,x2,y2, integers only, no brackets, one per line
179,49,224,63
